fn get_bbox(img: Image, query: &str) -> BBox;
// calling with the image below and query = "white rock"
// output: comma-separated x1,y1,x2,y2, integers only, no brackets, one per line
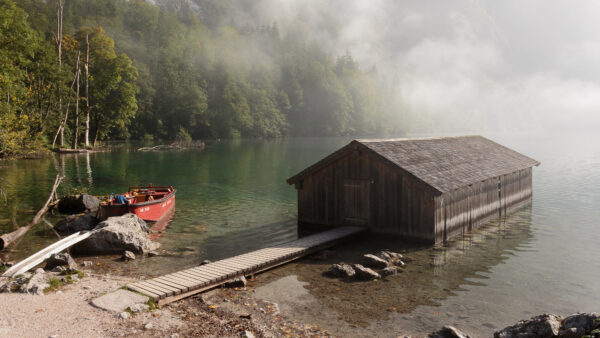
144,322,153,330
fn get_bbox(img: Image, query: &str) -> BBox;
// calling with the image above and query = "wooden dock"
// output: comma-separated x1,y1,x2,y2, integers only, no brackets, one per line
127,226,364,305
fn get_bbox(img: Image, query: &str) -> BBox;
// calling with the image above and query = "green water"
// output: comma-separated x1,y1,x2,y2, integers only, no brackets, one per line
1,133,599,336
0,138,351,269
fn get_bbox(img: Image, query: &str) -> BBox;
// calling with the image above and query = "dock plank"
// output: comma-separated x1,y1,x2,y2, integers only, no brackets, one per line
128,226,364,305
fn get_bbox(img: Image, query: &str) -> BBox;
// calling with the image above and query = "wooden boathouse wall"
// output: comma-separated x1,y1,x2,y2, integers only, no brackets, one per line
296,147,437,242
288,136,539,244
434,168,533,243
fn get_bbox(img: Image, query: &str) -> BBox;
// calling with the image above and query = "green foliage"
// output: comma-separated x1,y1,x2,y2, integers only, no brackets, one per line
147,298,157,311
3,0,405,154
0,0,52,156
43,276,74,293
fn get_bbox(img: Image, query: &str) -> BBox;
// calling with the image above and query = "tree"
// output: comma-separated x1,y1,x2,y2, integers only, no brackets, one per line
0,0,51,156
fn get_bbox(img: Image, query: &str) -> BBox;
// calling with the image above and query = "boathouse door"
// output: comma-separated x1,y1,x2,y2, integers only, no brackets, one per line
342,179,370,226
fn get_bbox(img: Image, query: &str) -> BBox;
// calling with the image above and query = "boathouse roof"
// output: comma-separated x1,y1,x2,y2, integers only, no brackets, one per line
287,135,540,193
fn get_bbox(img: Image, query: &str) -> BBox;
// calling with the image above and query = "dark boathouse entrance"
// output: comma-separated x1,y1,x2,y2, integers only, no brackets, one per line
287,136,540,244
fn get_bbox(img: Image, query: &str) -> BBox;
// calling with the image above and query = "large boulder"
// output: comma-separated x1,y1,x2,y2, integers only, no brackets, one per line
54,214,100,235
362,254,389,269
352,264,380,280
494,314,561,338
74,213,160,254
327,263,356,278
429,325,471,338
44,252,78,271
58,194,100,214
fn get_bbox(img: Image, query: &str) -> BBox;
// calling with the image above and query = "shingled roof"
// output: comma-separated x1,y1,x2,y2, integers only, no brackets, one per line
287,136,540,193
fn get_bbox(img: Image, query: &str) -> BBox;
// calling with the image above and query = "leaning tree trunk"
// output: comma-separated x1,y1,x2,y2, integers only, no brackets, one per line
0,174,63,250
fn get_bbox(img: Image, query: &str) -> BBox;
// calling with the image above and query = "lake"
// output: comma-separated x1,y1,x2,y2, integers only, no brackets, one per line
1,132,598,336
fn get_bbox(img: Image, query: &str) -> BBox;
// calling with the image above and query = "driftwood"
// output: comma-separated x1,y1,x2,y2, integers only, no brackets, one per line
0,174,63,250
137,140,205,151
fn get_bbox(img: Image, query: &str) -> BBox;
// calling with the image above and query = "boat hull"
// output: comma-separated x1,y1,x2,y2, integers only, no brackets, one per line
99,186,176,221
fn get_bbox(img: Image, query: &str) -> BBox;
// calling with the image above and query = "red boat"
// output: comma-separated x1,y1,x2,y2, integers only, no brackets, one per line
98,185,176,221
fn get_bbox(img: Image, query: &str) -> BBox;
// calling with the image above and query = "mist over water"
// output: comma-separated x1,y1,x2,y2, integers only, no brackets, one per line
205,0,600,132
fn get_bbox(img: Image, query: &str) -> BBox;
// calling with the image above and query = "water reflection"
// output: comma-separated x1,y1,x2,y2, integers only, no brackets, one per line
254,207,534,335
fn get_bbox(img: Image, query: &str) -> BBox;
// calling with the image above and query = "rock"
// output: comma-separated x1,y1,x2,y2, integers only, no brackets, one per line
21,271,49,295
381,266,398,276
394,259,406,268
558,327,579,338
200,260,211,265
377,250,406,267
494,314,561,338
118,312,130,320
327,263,355,278
51,266,66,273
54,214,100,235
74,214,160,254
82,261,93,267
352,264,380,280
0,257,4,266
144,322,153,330
429,325,471,338
58,194,100,214
225,276,247,288
560,312,600,337
377,250,392,261
44,252,78,271
169,334,180,338
129,303,149,313
147,251,159,257
241,330,255,338
91,289,149,313
35,268,45,274
363,254,389,269
122,251,136,261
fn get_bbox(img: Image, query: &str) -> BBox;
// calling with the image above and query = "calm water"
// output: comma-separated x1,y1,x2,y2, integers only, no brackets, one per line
1,132,599,336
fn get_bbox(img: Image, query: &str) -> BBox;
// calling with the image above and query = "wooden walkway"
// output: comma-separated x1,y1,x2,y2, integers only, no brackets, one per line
127,226,364,305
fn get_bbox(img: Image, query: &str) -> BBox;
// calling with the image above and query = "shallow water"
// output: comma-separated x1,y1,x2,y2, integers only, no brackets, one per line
1,132,599,336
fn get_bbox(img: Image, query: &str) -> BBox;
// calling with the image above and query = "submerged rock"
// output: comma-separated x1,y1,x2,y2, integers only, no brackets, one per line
54,214,100,235
74,213,160,254
58,194,100,214
44,252,78,271
327,263,355,278
429,325,471,338
122,251,136,261
494,314,561,338
352,264,380,280
363,254,389,269
381,266,399,277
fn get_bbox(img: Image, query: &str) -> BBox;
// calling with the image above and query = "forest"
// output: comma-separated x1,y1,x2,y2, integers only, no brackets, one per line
0,0,404,157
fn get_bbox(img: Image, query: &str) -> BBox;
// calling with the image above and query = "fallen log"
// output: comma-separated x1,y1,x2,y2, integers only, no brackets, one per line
0,174,63,250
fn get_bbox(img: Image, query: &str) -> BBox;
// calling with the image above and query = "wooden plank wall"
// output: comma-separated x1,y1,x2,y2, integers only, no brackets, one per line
436,168,533,242
297,149,436,242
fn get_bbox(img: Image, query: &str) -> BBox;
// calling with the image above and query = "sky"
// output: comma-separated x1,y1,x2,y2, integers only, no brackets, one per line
236,0,600,132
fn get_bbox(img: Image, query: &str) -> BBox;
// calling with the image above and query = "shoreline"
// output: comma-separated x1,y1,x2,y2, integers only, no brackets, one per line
0,254,597,337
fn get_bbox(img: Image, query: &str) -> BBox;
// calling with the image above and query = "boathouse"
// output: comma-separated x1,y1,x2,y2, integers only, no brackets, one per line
287,136,540,244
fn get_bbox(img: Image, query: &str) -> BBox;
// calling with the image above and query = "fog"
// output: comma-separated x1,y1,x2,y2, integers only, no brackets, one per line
228,0,600,132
